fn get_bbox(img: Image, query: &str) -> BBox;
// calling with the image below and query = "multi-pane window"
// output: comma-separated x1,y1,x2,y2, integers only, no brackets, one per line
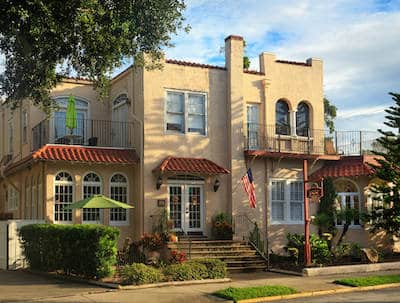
275,100,290,135
8,119,13,154
110,174,128,224
32,176,37,219
336,193,361,226
271,179,304,223
54,172,73,222
166,91,206,135
25,177,30,219
7,185,18,211
22,110,28,144
82,173,102,223
296,102,310,137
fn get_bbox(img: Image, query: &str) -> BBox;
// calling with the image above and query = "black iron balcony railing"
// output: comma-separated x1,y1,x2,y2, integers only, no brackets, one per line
245,123,381,156
32,118,135,151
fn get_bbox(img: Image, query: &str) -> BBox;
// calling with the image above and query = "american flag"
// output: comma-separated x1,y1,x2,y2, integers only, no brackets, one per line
241,168,256,208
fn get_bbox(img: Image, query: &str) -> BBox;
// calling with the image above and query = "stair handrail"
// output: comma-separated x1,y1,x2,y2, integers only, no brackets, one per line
233,214,269,268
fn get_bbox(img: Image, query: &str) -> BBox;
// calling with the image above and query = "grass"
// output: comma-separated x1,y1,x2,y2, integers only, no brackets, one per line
334,274,400,287
214,285,297,302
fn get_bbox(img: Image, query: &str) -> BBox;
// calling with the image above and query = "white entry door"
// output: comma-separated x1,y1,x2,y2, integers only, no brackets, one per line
112,102,129,147
168,183,204,233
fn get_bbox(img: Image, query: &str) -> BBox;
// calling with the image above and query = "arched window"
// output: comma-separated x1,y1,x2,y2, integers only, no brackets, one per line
296,102,310,136
113,93,129,108
82,172,102,223
54,172,73,222
276,100,290,135
112,94,130,147
110,173,128,225
334,179,361,226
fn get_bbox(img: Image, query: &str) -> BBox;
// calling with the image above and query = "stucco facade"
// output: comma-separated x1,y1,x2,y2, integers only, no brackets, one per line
0,35,383,251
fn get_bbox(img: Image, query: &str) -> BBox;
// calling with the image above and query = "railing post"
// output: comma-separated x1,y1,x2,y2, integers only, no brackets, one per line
335,131,338,154
359,131,363,155
307,128,311,154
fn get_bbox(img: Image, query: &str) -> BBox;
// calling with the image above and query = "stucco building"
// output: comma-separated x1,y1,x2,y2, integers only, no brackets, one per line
0,35,383,250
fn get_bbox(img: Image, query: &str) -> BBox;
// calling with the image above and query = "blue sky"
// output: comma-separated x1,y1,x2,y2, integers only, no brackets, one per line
151,0,400,131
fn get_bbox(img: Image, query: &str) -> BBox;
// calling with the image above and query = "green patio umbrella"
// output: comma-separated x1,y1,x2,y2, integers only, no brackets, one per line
66,95,77,134
64,194,134,210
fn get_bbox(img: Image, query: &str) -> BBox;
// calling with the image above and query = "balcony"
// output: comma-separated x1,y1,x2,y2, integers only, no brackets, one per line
244,123,381,157
32,117,135,151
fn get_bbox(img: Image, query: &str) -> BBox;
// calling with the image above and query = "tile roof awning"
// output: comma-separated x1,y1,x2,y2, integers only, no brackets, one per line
310,155,379,180
32,145,139,164
154,156,230,175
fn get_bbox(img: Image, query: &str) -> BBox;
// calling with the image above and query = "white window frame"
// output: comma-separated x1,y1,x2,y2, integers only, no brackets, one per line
82,172,102,224
7,185,19,211
54,171,74,224
336,192,362,228
109,173,129,226
165,89,208,136
50,96,90,144
8,119,13,154
270,178,304,224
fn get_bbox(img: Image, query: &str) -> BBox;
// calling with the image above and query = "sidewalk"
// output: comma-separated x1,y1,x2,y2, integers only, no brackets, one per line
30,269,400,302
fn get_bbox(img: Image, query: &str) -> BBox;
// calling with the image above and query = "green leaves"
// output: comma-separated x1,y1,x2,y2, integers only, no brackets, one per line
324,97,337,133
0,0,187,112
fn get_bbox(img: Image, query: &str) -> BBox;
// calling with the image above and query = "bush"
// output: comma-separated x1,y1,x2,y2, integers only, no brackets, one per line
163,262,208,281
285,233,331,265
120,263,164,285
187,259,227,279
19,224,119,279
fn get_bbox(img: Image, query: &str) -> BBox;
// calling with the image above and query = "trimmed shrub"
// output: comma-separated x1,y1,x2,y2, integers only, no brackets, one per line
19,224,119,279
285,233,331,265
163,262,208,281
120,263,164,285
187,259,227,279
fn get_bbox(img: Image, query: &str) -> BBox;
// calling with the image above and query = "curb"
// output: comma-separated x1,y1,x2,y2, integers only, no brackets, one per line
24,270,231,290
237,283,400,303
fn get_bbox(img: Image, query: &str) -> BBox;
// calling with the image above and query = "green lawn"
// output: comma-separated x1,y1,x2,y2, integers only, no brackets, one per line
334,274,400,287
214,285,297,302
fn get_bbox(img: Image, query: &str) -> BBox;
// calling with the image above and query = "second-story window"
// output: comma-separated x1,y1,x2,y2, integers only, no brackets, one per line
296,102,310,137
166,91,206,135
8,119,13,154
276,100,290,135
22,110,28,144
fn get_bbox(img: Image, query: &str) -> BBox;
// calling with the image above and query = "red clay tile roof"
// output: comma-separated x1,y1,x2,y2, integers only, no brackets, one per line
32,144,139,164
310,155,379,180
154,156,230,175
275,60,311,67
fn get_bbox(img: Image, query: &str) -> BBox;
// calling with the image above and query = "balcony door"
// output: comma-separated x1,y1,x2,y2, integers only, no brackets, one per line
112,94,129,147
247,104,260,149
168,181,204,233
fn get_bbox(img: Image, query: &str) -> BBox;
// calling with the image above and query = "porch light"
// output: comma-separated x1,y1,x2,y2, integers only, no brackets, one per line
156,176,163,190
213,179,221,192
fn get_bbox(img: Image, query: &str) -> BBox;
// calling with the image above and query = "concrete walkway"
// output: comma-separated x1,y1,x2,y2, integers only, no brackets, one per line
2,269,400,302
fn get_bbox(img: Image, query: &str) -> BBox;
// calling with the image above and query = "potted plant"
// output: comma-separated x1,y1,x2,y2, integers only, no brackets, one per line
212,212,233,240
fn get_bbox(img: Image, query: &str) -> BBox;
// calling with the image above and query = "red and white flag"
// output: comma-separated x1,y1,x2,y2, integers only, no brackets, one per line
241,168,256,208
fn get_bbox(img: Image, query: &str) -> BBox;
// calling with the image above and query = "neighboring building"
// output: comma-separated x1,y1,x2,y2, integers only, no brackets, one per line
0,35,384,250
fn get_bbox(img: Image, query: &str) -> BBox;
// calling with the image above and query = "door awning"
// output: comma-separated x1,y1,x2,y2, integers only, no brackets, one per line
153,156,230,175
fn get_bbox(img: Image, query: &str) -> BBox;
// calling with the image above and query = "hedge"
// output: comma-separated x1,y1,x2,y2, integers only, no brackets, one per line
19,224,119,279
120,263,165,285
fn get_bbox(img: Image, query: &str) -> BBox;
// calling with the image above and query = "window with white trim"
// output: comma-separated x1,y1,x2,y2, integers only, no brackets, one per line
82,173,102,223
7,185,18,211
165,91,206,135
32,176,37,219
110,174,128,224
22,110,28,144
54,172,73,222
271,179,304,223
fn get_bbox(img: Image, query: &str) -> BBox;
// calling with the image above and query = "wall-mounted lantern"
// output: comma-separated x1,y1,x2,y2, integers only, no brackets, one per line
156,176,163,190
213,179,221,192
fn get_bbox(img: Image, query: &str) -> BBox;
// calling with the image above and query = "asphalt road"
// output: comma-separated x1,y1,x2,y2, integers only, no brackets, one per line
277,287,400,303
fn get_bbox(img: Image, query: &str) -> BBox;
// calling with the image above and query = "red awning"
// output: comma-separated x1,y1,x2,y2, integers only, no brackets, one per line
154,156,230,175
32,144,139,164
310,155,379,180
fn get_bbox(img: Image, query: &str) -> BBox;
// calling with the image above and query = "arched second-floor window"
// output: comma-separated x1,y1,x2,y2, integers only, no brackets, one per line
82,172,102,223
54,172,73,223
110,173,128,225
276,100,290,135
296,102,310,136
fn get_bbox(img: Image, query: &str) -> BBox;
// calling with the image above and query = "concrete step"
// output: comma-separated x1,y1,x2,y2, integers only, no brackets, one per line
227,265,267,271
